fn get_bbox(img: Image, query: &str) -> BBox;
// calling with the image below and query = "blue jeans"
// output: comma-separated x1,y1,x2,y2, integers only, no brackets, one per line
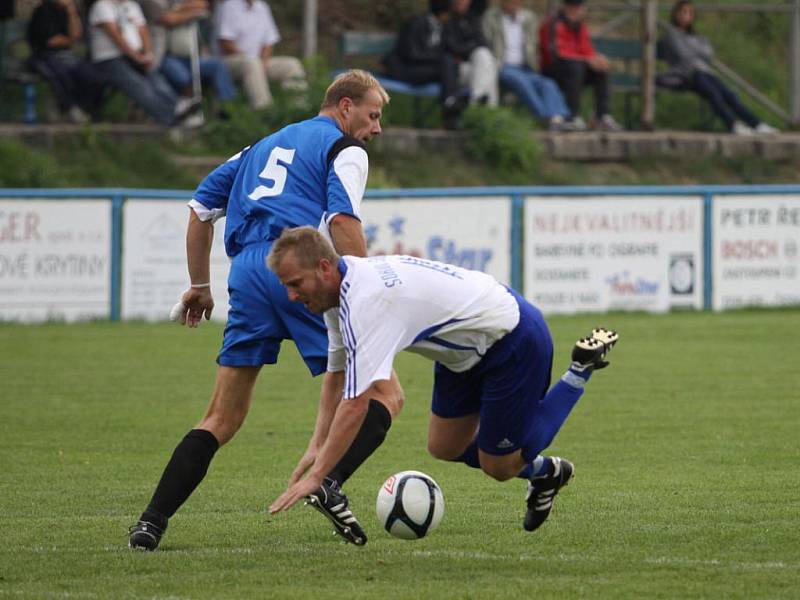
160,54,237,102
499,65,570,119
94,57,176,126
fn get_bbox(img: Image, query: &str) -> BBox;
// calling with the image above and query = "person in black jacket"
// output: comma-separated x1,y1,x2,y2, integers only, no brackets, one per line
383,0,463,128
444,0,498,107
26,0,106,122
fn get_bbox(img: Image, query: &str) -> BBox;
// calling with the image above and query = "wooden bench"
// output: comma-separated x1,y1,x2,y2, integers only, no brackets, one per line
0,19,39,123
592,37,648,129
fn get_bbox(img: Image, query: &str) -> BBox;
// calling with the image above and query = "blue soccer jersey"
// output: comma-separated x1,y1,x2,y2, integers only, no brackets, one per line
186,115,369,372
189,115,367,257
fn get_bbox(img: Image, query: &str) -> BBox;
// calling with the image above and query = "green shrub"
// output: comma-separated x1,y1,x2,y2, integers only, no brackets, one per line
460,105,544,173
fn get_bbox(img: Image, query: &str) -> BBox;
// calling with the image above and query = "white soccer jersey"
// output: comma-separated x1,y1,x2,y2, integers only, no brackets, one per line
330,255,520,399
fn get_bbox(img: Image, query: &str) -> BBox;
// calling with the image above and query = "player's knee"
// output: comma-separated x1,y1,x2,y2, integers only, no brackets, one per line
479,460,518,482
427,439,462,461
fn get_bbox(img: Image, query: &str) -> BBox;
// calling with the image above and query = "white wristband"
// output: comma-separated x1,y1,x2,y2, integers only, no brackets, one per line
190,283,211,288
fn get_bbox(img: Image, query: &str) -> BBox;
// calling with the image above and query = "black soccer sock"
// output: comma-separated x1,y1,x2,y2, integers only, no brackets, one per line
453,439,481,469
141,429,220,525
326,399,391,486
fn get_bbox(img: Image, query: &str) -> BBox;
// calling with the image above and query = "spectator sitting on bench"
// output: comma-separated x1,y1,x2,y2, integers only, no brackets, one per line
539,0,621,131
89,0,195,126
26,0,106,123
383,0,464,129
141,0,236,122
658,0,778,135
214,0,307,111
444,0,498,108
482,0,571,131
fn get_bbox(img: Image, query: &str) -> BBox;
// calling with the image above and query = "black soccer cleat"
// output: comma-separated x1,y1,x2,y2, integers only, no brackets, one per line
128,519,166,551
570,327,619,373
523,457,575,532
305,479,367,546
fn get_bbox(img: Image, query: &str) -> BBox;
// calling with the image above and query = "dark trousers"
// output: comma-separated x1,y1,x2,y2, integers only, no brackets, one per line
384,54,460,104
690,71,759,130
29,50,106,115
544,59,609,118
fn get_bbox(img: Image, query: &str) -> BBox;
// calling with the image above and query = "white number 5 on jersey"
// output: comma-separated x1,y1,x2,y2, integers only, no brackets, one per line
248,146,296,200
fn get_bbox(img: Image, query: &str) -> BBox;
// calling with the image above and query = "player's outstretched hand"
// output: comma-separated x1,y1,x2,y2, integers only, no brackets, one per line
169,287,214,327
288,448,318,486
269,475,322,514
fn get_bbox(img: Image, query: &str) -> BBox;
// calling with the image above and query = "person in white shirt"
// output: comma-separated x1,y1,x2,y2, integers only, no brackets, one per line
482,0,572,130
215,0,306,110
267,226,620,535
89,0,187,125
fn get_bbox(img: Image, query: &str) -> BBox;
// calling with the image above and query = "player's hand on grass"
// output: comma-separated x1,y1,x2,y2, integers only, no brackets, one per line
288,447,318,486
269,474,322,514
169,287,214,327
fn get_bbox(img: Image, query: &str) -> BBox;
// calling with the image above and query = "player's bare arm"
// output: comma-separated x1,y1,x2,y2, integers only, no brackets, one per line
174,210,215,327
270,379,393,513
288,370,345,485
329,213,367,257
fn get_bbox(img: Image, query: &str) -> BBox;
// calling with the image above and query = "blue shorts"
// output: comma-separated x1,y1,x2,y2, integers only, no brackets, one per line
218,243,327,375
431,289,554,456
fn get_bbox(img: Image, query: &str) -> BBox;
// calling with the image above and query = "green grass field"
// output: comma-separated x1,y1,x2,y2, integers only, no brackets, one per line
1,310,798,599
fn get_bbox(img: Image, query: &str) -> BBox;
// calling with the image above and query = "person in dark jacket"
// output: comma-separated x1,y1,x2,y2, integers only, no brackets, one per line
26,0,106,122
444,0,498,107
538,0,620,131
383,0,464,128
658,0,778,135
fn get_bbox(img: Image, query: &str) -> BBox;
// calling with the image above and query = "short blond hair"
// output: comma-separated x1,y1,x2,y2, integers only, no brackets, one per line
267,227,340,272
321,69,390,109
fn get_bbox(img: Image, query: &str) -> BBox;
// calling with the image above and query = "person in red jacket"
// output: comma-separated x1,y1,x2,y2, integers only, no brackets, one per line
539,0,621,131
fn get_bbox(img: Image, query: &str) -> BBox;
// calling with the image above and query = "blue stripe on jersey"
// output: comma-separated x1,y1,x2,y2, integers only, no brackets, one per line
338,303,352,397
412,317,466,344
339,294,357,398
427,335,484,355
397,256,464,279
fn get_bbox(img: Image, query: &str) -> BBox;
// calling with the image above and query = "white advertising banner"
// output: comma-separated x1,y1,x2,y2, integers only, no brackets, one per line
524,196,704,313
122,200,231,321
0,199,110,321
712,195,800,310
361,197,511,284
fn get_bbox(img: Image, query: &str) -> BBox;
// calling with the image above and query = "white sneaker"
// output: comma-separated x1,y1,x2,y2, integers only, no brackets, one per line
174,97,196,116
67,106,89,124
179,112,205,129
548,115,566,131
754,122,779,135
597,114,623,132
732,121,755,136
564,116,587,132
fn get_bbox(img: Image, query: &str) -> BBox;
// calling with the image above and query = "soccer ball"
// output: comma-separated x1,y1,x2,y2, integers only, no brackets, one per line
376,470,444,540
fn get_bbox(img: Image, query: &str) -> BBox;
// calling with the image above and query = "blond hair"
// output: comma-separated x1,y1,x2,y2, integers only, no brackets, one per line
267,227,340,272
321,69,390,109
